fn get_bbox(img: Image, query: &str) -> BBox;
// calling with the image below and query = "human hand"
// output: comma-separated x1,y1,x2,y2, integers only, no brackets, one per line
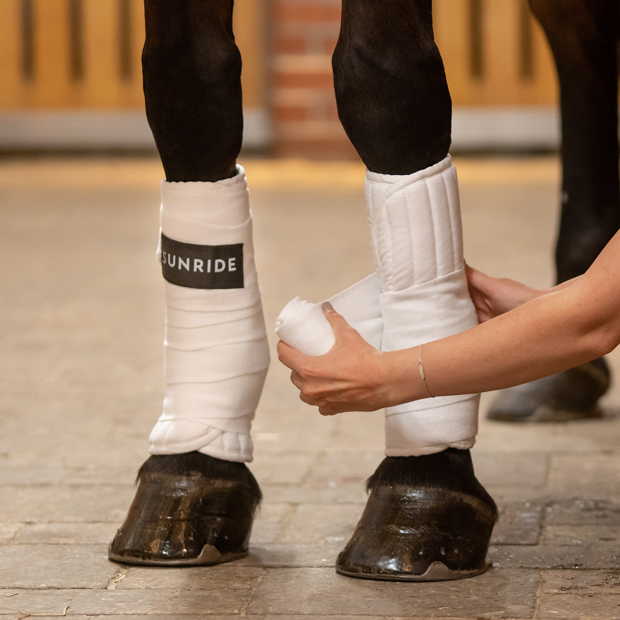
277,302,402,416
465,264,540,323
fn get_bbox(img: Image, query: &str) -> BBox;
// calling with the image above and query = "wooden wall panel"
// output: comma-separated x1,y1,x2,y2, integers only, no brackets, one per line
0,0,22,107
0,0,262,110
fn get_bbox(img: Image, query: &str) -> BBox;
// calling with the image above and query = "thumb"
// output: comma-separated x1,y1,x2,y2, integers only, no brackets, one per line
322,301,353,344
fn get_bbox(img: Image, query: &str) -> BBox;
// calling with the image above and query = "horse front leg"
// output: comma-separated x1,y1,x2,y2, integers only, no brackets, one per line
109,0,267,566
488,0,617,423
331,0,497,581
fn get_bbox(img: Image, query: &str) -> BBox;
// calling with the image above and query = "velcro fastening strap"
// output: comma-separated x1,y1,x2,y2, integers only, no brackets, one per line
161,233,244,289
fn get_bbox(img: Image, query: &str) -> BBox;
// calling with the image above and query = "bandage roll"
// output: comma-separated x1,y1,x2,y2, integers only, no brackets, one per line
275,273,383,356
149,165,269,463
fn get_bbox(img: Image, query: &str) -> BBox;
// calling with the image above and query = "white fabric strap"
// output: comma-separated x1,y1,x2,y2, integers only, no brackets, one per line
149,166,269,463
365,155,478,456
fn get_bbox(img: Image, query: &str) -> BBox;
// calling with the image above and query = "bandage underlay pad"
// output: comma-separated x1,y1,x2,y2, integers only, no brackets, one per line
276,155,479,456
148,165,270,463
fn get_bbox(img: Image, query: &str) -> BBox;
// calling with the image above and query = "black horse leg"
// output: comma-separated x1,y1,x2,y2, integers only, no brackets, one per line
489,0,617,423
109,0,261,566
332,0,497,581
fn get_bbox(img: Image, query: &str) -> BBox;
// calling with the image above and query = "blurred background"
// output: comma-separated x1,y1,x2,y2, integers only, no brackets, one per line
0,0,560,156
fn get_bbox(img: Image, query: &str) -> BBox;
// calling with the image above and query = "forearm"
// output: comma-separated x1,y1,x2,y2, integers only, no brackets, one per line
387,281,617,403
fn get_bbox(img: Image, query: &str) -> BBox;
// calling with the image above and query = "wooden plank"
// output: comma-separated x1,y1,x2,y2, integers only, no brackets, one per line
31,0,72,107
125,0,146,107
527,12,558,105
0,0,23,108
234,0,265,109
81,0,119,106
434,0,470,106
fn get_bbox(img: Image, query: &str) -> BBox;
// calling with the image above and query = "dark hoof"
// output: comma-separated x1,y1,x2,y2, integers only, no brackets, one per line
108,452,261,566
487,358,610,423
336,450,497,582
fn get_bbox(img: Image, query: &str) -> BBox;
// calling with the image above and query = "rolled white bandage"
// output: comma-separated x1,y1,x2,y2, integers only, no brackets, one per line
148,166,270,463
366,155,479,456
275,274,383,356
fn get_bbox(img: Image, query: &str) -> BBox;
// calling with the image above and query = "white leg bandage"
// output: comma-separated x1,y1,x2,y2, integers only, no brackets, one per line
366,155,479,456
148,166,270,463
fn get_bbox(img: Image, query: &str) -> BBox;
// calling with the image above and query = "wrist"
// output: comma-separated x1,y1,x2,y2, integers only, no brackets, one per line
382,349,427,406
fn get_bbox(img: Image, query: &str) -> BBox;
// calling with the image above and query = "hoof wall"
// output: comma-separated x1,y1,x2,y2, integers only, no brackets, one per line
336,453,497,583
108,453,260,567
108,542,248,567
336,560,488,582
488,358,610,423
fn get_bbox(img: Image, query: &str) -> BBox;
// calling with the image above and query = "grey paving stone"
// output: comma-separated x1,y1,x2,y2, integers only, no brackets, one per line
541,569,620,594
323,413,385,452
488,545,620,569
278,503,360,545
0,544,116,589
247,567,539,617
544,498,620,526
0,523,23,543
15,522,117,544
262,482,368,504
250,451,316,484
541,524,620,546
491,502,543,545
0,463,68,485
0,484,136,523
118,565,265,590
61,462,142,485
536,594,620,619
68,587,253,615
0,486,57,522
304,451,383,487
483,486,554,504
548,454,620,500
473,452,549,488
237,543,343,567
0,590,76,617
251,503,295,544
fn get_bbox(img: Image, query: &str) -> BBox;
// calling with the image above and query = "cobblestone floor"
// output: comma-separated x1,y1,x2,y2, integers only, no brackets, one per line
1,155,620,619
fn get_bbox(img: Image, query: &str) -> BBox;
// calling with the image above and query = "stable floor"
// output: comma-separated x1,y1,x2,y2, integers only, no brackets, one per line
1,155,620,619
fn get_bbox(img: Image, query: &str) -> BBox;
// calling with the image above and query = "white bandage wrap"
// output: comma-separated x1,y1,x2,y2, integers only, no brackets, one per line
275,274,383,355
148,166,269,463
366,155,479,456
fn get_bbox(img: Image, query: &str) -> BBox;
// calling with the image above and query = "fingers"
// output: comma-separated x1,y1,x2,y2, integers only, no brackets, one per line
277,339,309,371
322,301,359,345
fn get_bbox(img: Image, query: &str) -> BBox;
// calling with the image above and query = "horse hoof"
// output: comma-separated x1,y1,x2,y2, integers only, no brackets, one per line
336,450,497,582
108,452,261,566
487,358,610,423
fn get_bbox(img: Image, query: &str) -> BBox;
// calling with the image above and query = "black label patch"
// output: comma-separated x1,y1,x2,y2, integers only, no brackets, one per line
161,233,244,289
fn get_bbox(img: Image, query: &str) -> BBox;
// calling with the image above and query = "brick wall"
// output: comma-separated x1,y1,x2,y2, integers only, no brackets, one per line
270,0,357,158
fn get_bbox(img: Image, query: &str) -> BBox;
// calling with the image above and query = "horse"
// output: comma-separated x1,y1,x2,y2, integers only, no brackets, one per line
107,0,619,581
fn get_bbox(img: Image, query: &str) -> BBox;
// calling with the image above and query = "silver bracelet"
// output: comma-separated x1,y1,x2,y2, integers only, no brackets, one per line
418,344,435,398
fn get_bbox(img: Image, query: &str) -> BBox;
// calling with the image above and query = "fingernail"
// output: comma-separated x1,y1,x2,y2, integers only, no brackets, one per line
322,301,334,313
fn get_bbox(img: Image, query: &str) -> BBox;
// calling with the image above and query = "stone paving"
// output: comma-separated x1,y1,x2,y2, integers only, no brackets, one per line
1,155,620,619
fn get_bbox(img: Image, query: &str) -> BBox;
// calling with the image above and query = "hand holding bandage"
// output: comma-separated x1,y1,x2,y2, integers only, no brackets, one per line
278,303,425,416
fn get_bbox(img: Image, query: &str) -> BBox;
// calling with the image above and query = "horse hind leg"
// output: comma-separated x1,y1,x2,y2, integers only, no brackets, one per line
488,0,617,423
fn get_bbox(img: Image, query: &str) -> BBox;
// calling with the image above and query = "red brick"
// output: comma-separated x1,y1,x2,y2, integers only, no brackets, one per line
273,105,310,122
274,4,341,24
275,72,334,89
273,37,308,54
275,138,358,159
